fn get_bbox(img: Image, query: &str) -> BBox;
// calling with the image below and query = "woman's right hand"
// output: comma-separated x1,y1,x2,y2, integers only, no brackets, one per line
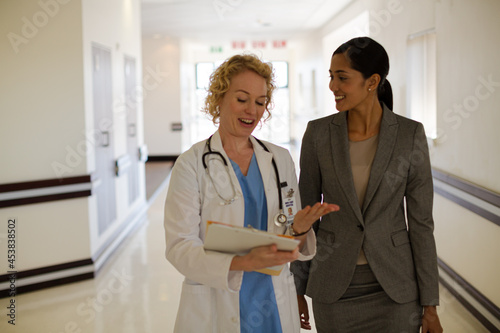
230,244,299,272
292,202,339,235
297,295,311,330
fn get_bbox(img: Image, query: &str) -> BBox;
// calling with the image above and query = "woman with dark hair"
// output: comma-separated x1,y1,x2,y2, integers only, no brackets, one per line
290,37,443,332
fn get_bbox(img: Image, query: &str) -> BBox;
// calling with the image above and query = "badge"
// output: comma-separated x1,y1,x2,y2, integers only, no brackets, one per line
283,189,297,223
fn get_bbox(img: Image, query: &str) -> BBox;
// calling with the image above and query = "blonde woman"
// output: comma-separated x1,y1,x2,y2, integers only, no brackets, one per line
164,54,338,332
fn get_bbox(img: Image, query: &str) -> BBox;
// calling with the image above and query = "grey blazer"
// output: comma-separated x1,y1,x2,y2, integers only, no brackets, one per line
290,105,439,306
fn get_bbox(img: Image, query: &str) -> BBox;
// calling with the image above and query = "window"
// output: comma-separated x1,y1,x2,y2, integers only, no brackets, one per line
272,61,289,88
407,30,437,139
192,62,218,144
191,60,291,147
252,61,290,146
195,62,215,90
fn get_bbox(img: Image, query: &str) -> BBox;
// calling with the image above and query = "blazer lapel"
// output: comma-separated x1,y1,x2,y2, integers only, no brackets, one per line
362,105,399,214
330,113,364,225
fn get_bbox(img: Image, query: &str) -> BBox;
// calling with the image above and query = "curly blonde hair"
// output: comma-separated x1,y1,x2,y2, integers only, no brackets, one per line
203,54,276,124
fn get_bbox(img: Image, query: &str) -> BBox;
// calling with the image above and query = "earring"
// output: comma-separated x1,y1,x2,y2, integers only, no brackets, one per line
216,106,220,115
368,88,372,92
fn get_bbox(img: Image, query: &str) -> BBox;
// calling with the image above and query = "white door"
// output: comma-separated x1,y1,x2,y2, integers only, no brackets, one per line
92,44,116,235
124,55,140,205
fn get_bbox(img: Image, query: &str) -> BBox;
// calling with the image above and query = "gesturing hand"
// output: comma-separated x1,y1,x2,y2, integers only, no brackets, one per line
292,202,340,235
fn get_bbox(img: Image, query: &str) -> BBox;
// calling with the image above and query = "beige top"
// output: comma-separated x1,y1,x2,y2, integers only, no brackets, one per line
349,134,379,265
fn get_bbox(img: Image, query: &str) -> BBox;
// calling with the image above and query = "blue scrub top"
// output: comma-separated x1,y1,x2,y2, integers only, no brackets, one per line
230,153,283,333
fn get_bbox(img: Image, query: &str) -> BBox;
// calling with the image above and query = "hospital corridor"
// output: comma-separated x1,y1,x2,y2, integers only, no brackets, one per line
1,0,499,332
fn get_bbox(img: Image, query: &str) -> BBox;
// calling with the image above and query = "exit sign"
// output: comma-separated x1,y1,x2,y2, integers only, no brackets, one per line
273,40,287,48
210,46,223,53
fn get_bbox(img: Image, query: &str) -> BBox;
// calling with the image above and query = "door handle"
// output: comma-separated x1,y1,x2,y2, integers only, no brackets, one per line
101,131,110,147
128,124,136,137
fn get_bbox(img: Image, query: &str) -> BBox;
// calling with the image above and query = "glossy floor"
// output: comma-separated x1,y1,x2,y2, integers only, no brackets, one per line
2,179,489,332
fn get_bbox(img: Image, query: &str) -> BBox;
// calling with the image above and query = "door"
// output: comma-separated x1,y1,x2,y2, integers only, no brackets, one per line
92,44,116,235
124,55,139,205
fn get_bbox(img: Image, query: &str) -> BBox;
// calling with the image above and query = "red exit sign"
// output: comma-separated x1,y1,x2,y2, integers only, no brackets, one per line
273,40,287,48
232,41,246,49
252,41,266,48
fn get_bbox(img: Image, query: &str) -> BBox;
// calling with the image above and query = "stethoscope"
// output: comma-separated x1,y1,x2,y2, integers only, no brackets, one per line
202,135,288,227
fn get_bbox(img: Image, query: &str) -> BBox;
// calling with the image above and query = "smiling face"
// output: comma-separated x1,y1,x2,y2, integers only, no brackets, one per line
329,53,372,112
218,70,268,140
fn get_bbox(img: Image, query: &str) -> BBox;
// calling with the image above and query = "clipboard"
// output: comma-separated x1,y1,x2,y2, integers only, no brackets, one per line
204,221,300,275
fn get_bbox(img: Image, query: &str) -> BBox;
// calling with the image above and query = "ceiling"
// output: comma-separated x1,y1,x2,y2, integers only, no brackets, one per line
141,0,353,39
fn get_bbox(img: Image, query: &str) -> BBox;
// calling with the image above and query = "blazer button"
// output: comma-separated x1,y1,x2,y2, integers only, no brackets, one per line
357,224,364,231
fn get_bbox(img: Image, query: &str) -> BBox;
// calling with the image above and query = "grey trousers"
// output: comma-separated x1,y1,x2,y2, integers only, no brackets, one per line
312,265,423,333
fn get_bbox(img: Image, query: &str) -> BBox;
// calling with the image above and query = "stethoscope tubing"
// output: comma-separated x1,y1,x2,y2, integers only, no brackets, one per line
202,135,286,223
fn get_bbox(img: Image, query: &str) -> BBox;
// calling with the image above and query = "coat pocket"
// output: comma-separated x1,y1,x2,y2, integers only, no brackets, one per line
391,229,410,247
174,281,213,333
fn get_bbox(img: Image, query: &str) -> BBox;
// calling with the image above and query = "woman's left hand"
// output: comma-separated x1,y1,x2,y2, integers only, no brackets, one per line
291,202,340,235
421,306,443,333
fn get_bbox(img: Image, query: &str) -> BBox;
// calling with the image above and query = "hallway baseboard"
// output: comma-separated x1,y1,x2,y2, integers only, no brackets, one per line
438,258,500,332
0,201,149,299
147,155,179,162
0,260,94,298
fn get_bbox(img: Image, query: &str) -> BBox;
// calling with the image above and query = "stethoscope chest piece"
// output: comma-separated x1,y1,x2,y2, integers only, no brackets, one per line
274,212,288,227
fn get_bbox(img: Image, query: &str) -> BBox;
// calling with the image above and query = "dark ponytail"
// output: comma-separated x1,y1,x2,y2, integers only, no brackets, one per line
333,37,393,110
379,79,393,110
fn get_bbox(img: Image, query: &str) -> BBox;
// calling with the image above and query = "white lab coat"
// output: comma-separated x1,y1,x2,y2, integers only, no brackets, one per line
164,131,316,333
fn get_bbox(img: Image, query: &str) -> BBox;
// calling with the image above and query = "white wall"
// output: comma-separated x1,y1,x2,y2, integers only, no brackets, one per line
142,36,182,156
288,33,324,163
0,0,145,274
0,0,86,184
0,0,91,270
433,0,500,192
432,0,500,306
